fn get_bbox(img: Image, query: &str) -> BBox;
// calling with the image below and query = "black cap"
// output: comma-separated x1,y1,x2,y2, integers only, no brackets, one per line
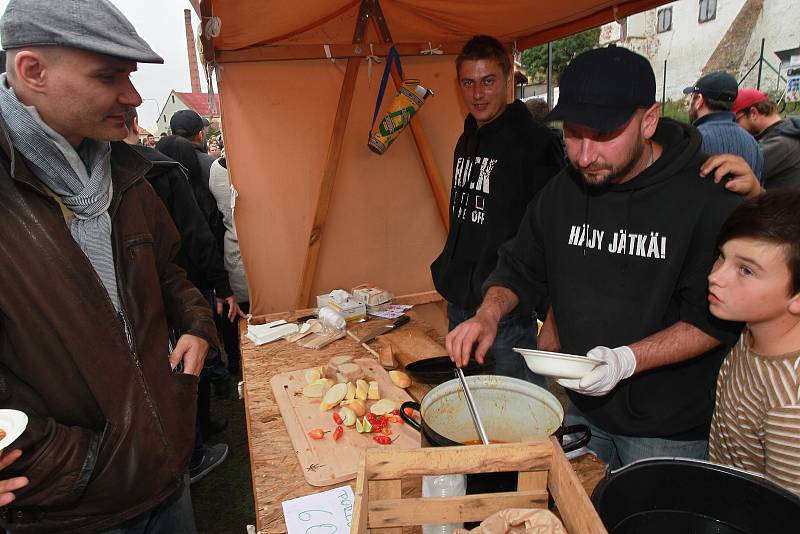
546,46,655,133
682,71,737,102
169,109,209,137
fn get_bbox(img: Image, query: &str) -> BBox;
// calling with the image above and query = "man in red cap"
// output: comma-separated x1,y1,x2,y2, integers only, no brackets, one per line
732,89,800,190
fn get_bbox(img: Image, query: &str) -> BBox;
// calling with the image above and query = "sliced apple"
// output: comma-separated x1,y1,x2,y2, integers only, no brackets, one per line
304,368,321,384
367,381,380,400
348,399,367,417
370,398,398,415
339,406,356,426
355,379,369,401
302,382,326,398
320,382,349,411
314,378,334,392
345,382,356,400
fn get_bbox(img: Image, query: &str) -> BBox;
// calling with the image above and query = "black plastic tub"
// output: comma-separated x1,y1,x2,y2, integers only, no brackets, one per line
591,458,800,534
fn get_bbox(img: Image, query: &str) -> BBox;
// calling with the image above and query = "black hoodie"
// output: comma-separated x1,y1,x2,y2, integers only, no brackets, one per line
130,144,232,299
485,119,743,439
431,100,564,311
756,116,800,191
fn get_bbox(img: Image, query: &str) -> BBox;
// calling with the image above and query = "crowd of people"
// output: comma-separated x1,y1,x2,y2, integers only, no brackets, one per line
0,0,797,532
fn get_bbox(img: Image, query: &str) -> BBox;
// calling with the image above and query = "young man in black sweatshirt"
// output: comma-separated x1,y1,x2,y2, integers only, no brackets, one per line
447,46,743,468
431,36,564,385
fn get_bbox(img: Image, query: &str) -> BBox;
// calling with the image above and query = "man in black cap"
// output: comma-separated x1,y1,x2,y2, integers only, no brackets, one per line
448,45,742,468
0,0,217,531
683,71,763,179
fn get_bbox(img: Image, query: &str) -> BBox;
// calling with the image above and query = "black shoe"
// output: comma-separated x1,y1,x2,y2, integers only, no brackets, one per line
189,443,229,484
200,415,228,440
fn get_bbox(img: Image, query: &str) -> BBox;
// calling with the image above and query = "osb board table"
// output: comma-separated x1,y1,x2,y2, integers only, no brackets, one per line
241,310,606,533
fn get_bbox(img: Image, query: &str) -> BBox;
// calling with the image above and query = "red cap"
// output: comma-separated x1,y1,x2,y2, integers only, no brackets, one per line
732,88,769,113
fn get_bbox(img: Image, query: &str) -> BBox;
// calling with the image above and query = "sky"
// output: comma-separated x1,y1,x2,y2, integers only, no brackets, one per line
0,0,206,131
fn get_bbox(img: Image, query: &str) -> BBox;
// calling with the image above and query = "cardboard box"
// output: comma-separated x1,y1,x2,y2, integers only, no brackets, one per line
351,284,393,306
316,291,367,322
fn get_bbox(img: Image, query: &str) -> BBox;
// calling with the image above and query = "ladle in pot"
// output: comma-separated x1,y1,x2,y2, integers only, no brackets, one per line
455,367,490,445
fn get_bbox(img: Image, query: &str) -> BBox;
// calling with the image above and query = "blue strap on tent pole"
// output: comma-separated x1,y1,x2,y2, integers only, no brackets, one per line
369,46,403,139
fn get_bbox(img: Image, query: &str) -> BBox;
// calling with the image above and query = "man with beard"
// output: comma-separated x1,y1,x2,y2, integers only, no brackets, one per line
684,72,763,180
447,46,742,468
732,88,800,191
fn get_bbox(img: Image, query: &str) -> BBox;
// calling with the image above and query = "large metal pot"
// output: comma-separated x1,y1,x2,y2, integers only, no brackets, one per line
400,374,589,450
592,458,800,533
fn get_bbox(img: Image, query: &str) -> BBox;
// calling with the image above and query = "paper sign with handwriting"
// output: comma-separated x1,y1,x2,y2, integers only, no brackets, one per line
282,486,355,534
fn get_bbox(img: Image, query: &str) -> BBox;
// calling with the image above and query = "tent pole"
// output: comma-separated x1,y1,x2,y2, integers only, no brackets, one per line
295,57,361,308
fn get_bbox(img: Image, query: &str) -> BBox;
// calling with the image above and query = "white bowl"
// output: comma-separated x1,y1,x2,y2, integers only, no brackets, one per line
513,348,603,379
0,409,28,450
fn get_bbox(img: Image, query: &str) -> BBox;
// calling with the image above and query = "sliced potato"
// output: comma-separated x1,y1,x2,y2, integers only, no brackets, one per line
305,368,321,384
320,382,349,411
302,382,325,398
389,370,411,388
339,406,356,426
367,381,380,400
370,398,398,415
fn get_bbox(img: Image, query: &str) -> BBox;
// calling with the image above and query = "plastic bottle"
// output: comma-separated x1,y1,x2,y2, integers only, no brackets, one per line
421,473,467,534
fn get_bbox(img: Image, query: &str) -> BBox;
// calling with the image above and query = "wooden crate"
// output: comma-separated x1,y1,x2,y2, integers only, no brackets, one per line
351,437,607,534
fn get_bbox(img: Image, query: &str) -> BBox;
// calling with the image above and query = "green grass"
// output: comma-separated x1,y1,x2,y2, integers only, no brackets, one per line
660,99,690,124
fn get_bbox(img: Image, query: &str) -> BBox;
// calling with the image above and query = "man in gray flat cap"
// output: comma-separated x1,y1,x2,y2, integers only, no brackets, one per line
0,1,219,532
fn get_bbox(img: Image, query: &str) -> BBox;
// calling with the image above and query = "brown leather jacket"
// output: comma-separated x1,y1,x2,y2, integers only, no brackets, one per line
0,122,219,532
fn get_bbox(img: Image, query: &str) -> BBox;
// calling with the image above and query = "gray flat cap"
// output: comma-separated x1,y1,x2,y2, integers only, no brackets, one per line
0,0,163,64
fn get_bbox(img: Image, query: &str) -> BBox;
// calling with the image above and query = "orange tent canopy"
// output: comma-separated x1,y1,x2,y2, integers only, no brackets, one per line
201,0,667,314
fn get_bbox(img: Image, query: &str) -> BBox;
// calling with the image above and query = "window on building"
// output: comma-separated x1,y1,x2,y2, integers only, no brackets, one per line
699,0,716,23
171,94,175,103
657,7,673,33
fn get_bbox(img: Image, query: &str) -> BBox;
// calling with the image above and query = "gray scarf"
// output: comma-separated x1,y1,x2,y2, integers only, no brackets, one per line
0,75,120,311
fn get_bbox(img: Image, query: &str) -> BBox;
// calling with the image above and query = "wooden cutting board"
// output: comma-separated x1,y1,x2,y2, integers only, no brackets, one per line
270,358,420,486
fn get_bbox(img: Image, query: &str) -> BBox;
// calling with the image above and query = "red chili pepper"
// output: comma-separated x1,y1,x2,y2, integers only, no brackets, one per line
333,425,343,441
373,435,392,445
332,412,343,425
386,414,403,424
308,428,327,440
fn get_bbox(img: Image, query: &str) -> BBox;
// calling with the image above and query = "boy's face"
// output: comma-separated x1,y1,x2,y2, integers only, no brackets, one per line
708,237,799,324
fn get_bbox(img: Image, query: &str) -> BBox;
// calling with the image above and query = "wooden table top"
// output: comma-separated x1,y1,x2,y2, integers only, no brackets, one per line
240,310,606,533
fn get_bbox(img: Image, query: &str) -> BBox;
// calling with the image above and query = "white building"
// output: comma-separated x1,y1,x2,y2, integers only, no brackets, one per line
154,90,222,136
600,0,800,101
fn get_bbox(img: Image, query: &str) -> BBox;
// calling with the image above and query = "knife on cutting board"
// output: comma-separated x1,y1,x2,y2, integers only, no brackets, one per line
358,315,410,344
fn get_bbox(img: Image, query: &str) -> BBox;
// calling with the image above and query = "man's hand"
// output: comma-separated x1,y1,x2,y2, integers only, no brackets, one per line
537,307,560,352
169,334,209,376
446,311,499,368
216,295,246,322
0,449,28,506
700,154,764,199
558,346,636,396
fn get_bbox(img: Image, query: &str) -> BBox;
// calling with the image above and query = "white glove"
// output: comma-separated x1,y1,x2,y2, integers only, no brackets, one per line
557,346,636,396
